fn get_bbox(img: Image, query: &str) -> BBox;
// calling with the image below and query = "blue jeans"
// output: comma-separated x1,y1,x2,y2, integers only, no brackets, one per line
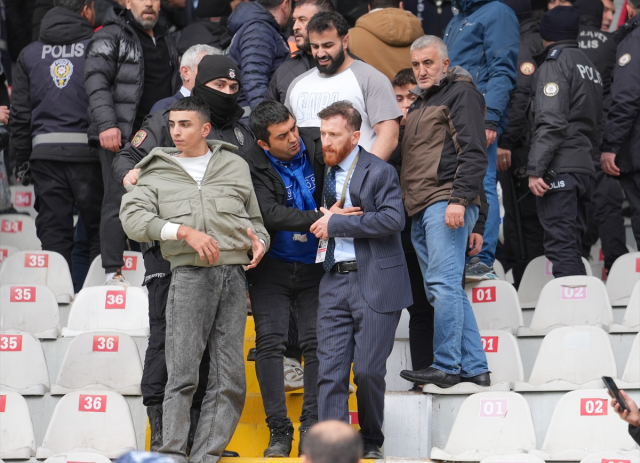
473,141,499,267
411,201,488,377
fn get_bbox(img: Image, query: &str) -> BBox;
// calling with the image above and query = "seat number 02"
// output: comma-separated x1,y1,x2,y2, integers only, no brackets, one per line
79,394,107,412
93,335,119,352
580,398,607,416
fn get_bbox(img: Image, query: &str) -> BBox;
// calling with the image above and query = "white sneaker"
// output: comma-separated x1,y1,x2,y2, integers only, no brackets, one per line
284,357,304,392
104,269,130,286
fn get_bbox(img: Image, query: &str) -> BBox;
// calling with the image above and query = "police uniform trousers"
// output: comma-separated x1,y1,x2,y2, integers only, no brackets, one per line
536,172,594,278
620,171,640,250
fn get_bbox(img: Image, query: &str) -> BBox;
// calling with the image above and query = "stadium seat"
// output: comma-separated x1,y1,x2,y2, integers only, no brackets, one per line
422,330,524,394
62,286,150,337
10,185,37,218
35,390,137,458
465,281,524,334
0,390,36,458
616,333,640,389
480,454,547,463
43,451,114,463
609,281,640,333
530,389,637,461
517,276,613,337
82,252,146,288
0,330,50,394
430,391,536,461
606,252,640,306
506,268,514,285
518,256,592,309
515,326,616,392
0,244,19,269
0,251,74,303
493,260,506,280
0,284,60,338
0,214,41,251
578,450,640,463
51,331,142,395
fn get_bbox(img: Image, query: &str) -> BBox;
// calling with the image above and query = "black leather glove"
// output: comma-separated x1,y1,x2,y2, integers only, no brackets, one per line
16,161,34,186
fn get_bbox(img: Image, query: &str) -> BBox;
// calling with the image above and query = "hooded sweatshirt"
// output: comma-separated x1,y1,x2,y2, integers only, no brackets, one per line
348,8,424,80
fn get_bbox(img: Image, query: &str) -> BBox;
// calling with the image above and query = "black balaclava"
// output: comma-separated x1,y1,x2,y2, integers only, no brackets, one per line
196,0,233,18
574,0,604,28
540,6,581,41
192,54,242,127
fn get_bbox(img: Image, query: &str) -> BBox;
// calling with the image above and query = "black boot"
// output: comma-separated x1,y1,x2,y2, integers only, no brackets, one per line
187,408,200,456
461,371,491,386
147,405,163,452
264,424,294,457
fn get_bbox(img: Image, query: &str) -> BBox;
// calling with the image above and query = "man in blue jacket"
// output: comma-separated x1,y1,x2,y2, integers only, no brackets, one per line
443,0,519,281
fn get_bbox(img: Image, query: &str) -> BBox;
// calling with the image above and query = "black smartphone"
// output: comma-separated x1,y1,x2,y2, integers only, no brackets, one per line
602,376,629,412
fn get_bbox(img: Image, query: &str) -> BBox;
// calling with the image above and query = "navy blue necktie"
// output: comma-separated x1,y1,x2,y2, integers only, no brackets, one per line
322,166,340,272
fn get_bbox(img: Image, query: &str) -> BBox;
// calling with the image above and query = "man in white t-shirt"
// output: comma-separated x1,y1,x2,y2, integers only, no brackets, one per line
284,11,402,161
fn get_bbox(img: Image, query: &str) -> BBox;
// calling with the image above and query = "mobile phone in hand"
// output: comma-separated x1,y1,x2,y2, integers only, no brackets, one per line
602,376,629,412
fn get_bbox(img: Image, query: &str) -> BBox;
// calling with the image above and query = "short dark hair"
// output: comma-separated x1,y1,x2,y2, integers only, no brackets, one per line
168,96,211,124
302,425,363,463
368,0,401,8
249,100,294,145
295,0,336,12
392,68,417,88
307,11,349,38
257,0,292,11
53,0,92,13
318,100,362,132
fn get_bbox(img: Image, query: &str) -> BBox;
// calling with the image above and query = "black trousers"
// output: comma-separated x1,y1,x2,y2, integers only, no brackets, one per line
30,160,103,270
249,255,323,430
536,173,593,278
620,171,640,250
141,247,209,409
405,252,434,372
98,148,127,273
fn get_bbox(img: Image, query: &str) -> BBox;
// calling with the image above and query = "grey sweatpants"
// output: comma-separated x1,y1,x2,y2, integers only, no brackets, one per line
160,265,247,463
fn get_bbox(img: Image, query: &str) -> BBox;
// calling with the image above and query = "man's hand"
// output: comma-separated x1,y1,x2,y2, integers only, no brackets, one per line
99,127,122,152
329,203,363,216
601,152,620,176
123,168,140,187
177,225,219,264
485,129,497,148
467,233,483,256
247,228,265,269
310,207,333,239
610,390,640,428
0,106,9,125
445,204,465,229
528,175,549,197
497,148,511,171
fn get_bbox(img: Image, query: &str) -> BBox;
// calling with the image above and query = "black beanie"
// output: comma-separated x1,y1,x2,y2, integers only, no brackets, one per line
196,0,232,18
505,0,533,22
573,0,604,28
195,54,242,88
540,6,581,41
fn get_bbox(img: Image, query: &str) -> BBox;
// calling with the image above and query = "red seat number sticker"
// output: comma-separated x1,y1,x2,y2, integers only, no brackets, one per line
0,249,8,262
545,259,553,275
580,398,607,415
481,336,499,352
0,334,22,351
472,286,496,303
0,395,5,412
10,286,36,302
105,290,126,309
25,253,48,268
79,394,107,412
122,255,137,271
561,286,587,300
93,335,119,352
636,258,640,273
14,192,32,207
601,459,630,463
348,411,359,425
1,220,22,233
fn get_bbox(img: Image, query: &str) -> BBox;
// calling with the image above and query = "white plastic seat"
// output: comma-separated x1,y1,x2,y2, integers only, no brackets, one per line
0,251,74,303
518,256,592,309
530,389,638,461
0,244,19,269
606,252,640,306
517,276,613,337
465,281,524,334
578,450,640,463
10,185,37,218
36,390,137,458
62,286,149,337
423,330,524,394
0,390,36,458
0,330,50,394
493,260,506,280
0,214,41,251
480,454,547,463
616,333,640,389
515,326,616,392
44,452,114,463
52,331,142,395
82,252,146,288
0,284,60,338
609,281,640,333
430,391,536,461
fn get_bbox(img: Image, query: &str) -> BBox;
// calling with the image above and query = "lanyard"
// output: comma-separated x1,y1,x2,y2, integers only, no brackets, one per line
325,151,360,209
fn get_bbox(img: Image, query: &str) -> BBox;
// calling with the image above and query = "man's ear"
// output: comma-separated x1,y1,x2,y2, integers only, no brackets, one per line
202,122,212,138
442,58,450,74
257,139,271,152
343,33,350,51
352,130,361,147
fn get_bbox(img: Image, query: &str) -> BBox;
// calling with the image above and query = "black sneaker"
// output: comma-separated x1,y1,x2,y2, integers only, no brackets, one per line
146,405,163,452
363,443,383,459
264,425,294,457
247,347,257,361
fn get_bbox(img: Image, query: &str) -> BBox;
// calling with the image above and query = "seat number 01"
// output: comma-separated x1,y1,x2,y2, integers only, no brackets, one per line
79,394,107,412
10,286,36,302
24,253,48,268
580,398,607,416
481,336,499,352
472,286,496,303
105,290,126,309
93,335,119,352
480,398,508,417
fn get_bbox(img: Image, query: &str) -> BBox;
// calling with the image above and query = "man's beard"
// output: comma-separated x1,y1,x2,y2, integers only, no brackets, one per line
324,140,352,167
133,8,158,30
315,47,345,75
299,36,312,54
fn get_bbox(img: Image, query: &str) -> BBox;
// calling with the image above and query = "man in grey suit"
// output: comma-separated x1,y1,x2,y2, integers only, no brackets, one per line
310,100,412,459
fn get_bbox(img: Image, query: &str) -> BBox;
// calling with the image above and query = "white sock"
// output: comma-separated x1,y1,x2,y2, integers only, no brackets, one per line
105,272,116,282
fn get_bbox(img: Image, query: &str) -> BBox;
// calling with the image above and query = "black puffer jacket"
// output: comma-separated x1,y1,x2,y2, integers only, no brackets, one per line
578,17,616,115
84,6,179,145
264,50,314,104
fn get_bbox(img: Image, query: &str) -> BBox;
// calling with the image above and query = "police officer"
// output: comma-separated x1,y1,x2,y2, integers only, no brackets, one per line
527,6,603,278
112,54,251,455
9,0,103,271
498,0,545,287
601,0,640,249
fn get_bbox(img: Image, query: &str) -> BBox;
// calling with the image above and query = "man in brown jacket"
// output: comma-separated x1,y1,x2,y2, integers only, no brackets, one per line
348,0,424,80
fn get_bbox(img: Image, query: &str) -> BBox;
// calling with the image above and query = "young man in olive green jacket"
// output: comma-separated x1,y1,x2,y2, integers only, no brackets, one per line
120,97,269,463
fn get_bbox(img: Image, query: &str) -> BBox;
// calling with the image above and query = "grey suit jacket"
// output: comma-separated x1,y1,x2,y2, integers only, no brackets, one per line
327,147,413,313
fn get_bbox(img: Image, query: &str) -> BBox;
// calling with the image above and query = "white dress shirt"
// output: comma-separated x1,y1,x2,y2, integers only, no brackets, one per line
179,86,191,97
332,145,359,263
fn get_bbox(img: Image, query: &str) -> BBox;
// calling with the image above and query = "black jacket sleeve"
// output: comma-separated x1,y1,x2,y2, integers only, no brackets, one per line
8,49,33,165
499,67,536,151
472,184,488,236
629,424,640,446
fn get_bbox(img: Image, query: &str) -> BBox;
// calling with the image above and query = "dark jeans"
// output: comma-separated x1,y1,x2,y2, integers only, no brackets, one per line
31,160,103,270
537,172,593,278
249,255,322,430
71,214,92,292
405,252,434,372
98,147,127,273
620,171,640,249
